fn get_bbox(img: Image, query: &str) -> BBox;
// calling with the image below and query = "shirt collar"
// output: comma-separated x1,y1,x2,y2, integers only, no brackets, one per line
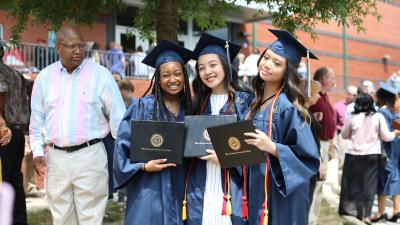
58,59,86,74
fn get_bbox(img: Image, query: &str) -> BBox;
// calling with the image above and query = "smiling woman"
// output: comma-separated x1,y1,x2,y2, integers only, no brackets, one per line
113,40,193,225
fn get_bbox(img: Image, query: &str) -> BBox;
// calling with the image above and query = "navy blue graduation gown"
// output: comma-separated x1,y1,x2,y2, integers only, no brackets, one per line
247,93,319,225
113,95,186,225
377,108,400,195
186,91,253,225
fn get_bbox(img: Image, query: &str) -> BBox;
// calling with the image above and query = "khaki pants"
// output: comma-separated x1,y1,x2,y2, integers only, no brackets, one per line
46,142,108,225
308,140,330,225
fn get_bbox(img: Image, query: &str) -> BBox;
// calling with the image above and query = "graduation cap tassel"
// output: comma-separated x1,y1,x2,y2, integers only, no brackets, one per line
224,41,233,81
306,50,311,98
182,200,187,220
242,166,248,220
226,170,232,216
260,203,268,225
221,169,232,216
182,159,195,221
259,85,284,225
221,195,227,215
221,169,228,215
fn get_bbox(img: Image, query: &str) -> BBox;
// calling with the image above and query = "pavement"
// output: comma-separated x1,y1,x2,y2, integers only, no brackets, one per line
323,158,398,225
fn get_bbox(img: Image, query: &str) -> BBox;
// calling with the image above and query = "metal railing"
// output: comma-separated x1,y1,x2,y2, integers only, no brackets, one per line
1,42,154,79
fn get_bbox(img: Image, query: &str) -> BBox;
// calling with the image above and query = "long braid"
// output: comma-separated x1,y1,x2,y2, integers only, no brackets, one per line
182,67,193,115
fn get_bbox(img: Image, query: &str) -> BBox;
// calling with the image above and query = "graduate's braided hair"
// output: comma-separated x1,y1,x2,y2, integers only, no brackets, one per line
249,49,311,123
142,63,193,120
192,55,249,115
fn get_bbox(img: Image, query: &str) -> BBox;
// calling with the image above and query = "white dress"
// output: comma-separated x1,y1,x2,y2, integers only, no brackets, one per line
201,93,232,225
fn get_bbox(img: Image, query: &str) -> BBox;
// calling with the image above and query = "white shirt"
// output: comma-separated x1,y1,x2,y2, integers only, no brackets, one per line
243,54,259,77
341,112,395,155
202,93,232,225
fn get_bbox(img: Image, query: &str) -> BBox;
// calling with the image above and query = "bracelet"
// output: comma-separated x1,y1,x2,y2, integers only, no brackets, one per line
142,163,147,172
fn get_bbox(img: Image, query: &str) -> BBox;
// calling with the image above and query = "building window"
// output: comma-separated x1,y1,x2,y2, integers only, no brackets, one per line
0,24,3,40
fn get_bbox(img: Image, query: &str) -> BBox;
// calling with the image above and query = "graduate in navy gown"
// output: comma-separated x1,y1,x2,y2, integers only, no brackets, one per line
372,82,400,223
113,40,193,225
243,29,320,225
184,33,253,225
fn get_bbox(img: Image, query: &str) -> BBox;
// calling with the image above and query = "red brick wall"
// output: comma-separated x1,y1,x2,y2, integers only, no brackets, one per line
243,1,400,104
129,79,152,98
0,10,107,49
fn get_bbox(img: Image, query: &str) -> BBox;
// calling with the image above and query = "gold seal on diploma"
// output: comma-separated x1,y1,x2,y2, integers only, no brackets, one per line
150,133,164,147
228,137,241,151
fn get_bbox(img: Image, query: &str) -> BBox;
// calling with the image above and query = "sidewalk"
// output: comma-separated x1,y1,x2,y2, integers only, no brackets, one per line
323,158,398,225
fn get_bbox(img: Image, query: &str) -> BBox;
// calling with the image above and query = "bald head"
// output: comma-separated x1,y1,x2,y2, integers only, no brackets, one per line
56,26,84,43
345,85,358,104
55,26,85,73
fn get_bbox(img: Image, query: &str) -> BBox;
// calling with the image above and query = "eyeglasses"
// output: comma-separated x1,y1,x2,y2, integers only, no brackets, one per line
58,43,86,51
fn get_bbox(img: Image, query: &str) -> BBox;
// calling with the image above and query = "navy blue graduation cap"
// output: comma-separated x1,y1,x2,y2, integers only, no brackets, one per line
192,33,241,81
142,40,193,68
268,29,318,66
269,29,318,97
379,81,398,96
192,33,241,62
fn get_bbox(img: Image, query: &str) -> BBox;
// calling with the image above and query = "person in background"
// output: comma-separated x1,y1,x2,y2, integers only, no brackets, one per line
371,82,400,223
29,26,126,225
106,42,126,78
299,79,324,212
0,41,29,225
339,92,400,225
117,79,135,108
129,45,149,78
388,70,400,93
242,48,260,86
111,66,124,82
308,66,338,225
333,85,358,193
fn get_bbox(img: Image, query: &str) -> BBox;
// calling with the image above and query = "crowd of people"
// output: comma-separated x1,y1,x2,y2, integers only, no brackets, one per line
0,25,399,225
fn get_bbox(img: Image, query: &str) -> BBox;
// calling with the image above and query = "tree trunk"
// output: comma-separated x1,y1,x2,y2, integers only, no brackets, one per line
155,0,178,43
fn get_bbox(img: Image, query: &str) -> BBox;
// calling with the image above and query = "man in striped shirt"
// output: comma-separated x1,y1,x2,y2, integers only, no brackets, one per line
29,26,126,225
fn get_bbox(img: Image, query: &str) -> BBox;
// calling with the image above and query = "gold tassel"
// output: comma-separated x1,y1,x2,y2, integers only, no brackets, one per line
263,209,268,225
226,194,232,216
182,200,187,220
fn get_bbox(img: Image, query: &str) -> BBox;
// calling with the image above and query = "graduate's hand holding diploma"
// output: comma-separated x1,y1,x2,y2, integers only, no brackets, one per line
199,149,220,166
244,129,278,157
141,159,176,172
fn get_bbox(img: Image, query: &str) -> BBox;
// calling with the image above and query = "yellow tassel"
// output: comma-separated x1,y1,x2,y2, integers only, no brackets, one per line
182,200,187,221
226,194,232,216
263,209,268,225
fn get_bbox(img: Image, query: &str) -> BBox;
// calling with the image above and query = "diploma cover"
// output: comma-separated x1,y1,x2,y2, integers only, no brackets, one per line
130,120,185,164
184,115,237,157
207,120,265,169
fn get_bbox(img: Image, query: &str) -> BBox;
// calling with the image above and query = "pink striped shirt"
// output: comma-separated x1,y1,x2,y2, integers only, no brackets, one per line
29,60,126,158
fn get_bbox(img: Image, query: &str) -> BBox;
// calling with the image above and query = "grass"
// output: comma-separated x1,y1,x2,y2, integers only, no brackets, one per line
28,197,358,225
28,202,125,225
